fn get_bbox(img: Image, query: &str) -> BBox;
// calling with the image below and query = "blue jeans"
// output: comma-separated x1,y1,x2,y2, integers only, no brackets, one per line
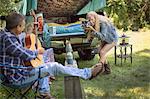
13,62,92,94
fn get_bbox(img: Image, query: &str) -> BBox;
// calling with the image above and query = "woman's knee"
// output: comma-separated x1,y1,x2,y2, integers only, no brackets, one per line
99,49,106,56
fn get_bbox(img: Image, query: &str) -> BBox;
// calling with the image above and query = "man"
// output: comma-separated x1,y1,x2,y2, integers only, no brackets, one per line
0,12,103,99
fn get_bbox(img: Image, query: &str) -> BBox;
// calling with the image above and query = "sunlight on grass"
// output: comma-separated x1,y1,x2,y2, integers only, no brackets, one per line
115,87,150,98
128,87,150,97
0,91,6,98
138,53,150,57
84,87,105,96
125,30,150,53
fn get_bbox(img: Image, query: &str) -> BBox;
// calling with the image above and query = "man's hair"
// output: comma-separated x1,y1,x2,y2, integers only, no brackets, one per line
6,12,25,30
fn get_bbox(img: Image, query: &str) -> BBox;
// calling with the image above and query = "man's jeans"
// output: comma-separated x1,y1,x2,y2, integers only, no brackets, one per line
13,62,92,94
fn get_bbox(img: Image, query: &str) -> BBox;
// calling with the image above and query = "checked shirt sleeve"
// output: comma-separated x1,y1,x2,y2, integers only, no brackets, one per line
5,36,38,61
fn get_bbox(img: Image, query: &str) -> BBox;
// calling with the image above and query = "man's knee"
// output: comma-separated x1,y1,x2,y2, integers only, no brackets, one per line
46,62,59,66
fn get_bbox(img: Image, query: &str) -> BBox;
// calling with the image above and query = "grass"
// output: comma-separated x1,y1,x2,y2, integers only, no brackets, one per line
0,30,150,99
51,30,150,99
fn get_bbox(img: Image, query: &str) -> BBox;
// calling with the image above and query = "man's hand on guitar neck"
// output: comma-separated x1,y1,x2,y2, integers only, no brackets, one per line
38,48,45,54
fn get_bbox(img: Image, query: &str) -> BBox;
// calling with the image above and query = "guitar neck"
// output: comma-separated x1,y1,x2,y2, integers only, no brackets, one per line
34,23,38,49
31,10,39,49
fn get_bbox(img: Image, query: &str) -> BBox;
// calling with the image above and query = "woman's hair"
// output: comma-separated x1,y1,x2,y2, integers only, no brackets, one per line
5,12,25,30
25,23,33,33
87,11,100,32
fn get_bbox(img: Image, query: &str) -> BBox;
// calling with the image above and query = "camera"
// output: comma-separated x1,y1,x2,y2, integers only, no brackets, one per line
81,20,92,28
0,16,6,20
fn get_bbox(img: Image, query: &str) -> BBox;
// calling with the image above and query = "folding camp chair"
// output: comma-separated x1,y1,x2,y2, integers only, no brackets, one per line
0,64,43,99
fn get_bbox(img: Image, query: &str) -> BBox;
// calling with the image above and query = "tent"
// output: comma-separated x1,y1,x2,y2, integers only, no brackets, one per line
19,0,37,15
77,0,106,15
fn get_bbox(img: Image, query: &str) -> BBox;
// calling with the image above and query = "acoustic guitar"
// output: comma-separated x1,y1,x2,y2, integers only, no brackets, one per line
25,33,44,67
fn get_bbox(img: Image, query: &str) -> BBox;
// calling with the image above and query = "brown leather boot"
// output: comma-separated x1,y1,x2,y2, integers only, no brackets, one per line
37,93,55,99
103,63,111,75
49,76,55,85
89,62,105,80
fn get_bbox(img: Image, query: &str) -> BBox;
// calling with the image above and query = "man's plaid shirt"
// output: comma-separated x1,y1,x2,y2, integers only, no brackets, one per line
0,30,38,83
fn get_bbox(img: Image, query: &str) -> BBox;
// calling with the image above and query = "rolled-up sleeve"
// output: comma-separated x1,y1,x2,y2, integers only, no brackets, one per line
5,36,38,61
93,23,107,41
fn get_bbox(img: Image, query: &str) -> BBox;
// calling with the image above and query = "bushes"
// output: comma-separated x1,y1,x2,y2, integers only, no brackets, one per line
0,0,21,16
105,0,150,31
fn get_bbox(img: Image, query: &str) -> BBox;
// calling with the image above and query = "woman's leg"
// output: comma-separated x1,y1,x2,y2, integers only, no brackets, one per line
99,42,116,64
98,42,116,74
98,41,107,63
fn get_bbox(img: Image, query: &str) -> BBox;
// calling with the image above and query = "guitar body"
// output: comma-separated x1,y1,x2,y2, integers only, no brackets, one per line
25,34,44,67
30,55,43,67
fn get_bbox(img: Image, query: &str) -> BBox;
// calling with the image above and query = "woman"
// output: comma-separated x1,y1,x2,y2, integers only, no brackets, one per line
85,11,118,74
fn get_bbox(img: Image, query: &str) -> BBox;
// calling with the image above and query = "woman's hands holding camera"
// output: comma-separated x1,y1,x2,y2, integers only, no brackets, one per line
85,26,96,32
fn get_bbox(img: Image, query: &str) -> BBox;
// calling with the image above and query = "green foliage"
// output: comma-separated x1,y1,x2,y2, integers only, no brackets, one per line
0,0,15,16
105,0,150,31
0,0,20,16
0,0,149,31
